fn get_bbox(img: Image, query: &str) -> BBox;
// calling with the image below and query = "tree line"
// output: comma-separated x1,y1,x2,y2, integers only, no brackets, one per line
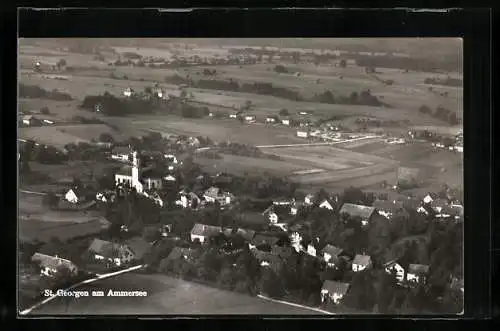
19,84,73,101
419,105,459,125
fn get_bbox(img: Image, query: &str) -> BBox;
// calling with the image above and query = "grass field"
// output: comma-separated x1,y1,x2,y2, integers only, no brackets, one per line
194,153,308,176
18,124,123,150
29,272,324,315
112,115,306,146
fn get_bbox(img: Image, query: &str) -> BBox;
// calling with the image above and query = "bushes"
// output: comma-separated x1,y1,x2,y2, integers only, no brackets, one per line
40,106,50,114
19,84,72,101
274,64,289,73
419,104,460,125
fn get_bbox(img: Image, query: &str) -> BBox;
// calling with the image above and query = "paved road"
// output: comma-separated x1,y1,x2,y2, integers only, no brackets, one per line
256,135,380,148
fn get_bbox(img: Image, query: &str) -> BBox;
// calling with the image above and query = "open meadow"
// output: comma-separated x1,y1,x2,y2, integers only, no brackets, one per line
194,153,308,176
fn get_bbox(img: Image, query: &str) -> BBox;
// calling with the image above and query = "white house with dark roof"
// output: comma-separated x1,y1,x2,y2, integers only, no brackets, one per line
384,260,406,282
406,264,430,284
430,199,449,214
339,203,376,226
373,200,405,219
64,187,89,204
175,190,201,209
203,186,234,206
321,280,350,304
190,223,222,244
321,244,345,267
31,253,78,277
86,238,135,267
319,197,337,210
304,193,315,206
352,254,372,272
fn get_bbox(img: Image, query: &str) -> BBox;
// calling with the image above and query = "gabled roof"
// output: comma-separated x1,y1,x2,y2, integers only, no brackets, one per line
322,244,344,258
431,199,449,208
31,252,76,270
124,237,151,260
408,264,430,275
372,200,404,213
67,186,90,198
353,254,372,267
190,223,222,237
203,186,221,198
251,235,279,247
441,205,463,217
236,228,256,241
322,280,350,296
87,239,124,259
340,203,376,219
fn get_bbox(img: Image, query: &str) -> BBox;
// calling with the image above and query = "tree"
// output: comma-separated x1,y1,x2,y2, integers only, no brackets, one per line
98,132,115,143
279,108,289,116
260,268,285,299
40,106,50,115
419,105,432,115
339,59,347,68
342,187,366,204
56,58,67,70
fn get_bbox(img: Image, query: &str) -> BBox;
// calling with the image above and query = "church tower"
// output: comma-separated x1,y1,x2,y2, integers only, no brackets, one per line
131,151,143,193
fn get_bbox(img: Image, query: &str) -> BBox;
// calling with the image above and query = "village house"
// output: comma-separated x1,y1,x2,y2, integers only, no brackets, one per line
296,130,309,138
281,119,290,126
111,146,133,162
430,198,449,214
203,186,235,206
321,244,345,267
339,203,376,226
22,115,42,126
123,87,134,97
304,193,315,206
86,239,136,267
190,223,222,244
235,228,256,242
251,248,283,273
289,232,303,252
64,187,86,204
244,115,256,123
372,200,406,219
31,253,78,277
229,112,238,119
265,116,276,123
352,254,372,272
422,192,439,205
249,235,280,250
175,190,201,209
301,237,323,257
319,197,338,210
262,204,296,225
321,280,350,305
384,259,406,282
406,264,430,284
436,205,463,220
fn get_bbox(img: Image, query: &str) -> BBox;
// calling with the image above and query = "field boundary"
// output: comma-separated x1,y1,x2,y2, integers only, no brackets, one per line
257,294,334,315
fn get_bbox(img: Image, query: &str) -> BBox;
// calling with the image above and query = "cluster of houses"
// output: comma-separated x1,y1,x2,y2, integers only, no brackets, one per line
19,113,55,127
177,189,463,306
